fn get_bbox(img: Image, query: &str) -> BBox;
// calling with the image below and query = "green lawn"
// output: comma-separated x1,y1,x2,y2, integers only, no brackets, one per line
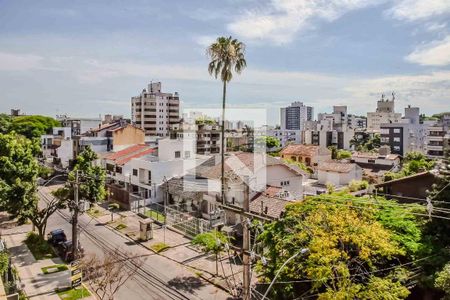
41,264,68,274
115,223,127,231
144,210,166,223
56,287,91,300
150,242,170,253
24,232,56,260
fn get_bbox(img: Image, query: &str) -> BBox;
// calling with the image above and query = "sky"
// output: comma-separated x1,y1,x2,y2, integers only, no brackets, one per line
0,0,449,125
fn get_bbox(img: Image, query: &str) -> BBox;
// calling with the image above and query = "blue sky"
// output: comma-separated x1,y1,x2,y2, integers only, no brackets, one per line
0,0,449,124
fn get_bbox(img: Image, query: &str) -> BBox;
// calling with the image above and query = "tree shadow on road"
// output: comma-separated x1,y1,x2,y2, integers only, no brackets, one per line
167,276,205,293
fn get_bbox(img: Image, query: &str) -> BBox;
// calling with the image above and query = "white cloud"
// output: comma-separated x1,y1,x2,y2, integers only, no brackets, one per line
387,0,450,21
227,0,382,44
194,35,218,48
0,52,44,71
406,36,450,66
424,22,447,32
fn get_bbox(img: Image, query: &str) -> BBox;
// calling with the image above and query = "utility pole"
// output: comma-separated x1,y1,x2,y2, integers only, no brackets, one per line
242,179,251,300
72,170,79,260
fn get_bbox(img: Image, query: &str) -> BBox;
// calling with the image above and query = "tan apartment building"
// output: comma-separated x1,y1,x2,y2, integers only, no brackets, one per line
131,82,180,137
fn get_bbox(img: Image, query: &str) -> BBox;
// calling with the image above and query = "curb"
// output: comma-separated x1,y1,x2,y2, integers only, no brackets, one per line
90,208,234,296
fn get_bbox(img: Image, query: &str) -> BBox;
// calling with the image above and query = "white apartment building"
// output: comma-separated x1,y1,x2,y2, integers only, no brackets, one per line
380,105,427,156
41,127,73,168
367,94,402,132
103,138,208,208
131,82,180,137
425,113,450,158
265,127,302,148
170,122,222,155
303,118,355,150
57,116,102,136
280,101,314,131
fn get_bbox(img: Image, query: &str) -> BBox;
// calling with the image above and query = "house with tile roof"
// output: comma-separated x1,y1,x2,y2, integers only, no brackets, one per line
280,144,331,167
166,151,306,226
317,161,363,186
101,138,209,209
73,120,145,158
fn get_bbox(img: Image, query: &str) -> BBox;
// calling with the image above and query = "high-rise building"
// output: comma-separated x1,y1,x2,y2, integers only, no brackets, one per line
131,82,180,137
280,101,313,131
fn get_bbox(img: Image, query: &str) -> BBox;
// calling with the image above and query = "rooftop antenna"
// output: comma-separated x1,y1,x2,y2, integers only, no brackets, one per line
392,91,395,101
381,93,385,101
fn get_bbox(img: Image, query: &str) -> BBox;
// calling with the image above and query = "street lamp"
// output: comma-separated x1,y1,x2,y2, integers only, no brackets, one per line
261,248,309,300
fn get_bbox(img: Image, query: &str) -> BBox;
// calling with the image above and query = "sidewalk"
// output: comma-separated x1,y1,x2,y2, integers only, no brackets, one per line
90,203,245,293
3,230,95,300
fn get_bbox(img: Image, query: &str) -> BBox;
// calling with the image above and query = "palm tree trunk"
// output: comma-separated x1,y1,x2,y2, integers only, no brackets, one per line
221,80,226,205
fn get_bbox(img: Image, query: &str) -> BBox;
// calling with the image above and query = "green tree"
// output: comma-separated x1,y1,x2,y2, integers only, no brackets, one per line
207,36,247,203
0,132,41,223
384,151,435,181
257,136,281,150
54,146,107,204
10,115,60,139
419,150,450,292
256,193,422,299
0,114,12,134
436,263,450,299
192,230,230,275
337,149,352,160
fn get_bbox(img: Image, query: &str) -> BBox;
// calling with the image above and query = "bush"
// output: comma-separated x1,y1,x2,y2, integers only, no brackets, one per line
348,180,369,192
24,232,55,260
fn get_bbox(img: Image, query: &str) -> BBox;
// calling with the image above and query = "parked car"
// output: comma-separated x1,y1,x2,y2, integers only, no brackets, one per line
58,240,84,262
47,229,67,246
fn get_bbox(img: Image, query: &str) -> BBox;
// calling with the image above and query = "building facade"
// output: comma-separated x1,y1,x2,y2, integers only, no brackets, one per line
131,82,180,137
367,95,402,132
280,101,313,131
380,106,427,156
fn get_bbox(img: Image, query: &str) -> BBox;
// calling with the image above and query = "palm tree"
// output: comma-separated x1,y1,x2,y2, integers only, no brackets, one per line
207,36,247,204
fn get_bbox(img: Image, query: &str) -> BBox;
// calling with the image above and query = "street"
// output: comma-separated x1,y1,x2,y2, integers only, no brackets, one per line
41,186,231,300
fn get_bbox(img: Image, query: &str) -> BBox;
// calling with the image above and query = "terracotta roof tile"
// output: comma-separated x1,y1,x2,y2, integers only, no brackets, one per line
249,194,291,219
280,144,321,156
105,144,155,165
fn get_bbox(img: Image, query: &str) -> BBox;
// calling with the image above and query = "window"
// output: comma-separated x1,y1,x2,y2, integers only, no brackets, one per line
394,128,401,134
394,146,400,151
184,151,190,159
380,128,389,134
132,169,138,176
175,151,181,158
393,137,400,142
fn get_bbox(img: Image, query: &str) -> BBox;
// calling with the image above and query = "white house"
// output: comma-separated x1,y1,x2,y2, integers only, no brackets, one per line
41,127,73,168
317,161,363,186
102,138,208,208
167,152,306,226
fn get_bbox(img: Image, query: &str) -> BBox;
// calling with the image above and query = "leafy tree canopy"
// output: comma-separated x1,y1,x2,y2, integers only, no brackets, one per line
10,115,60,139
384,151,435,182
54,146,106,203
256,136,281,149
0,132,41,222
256,193,423,299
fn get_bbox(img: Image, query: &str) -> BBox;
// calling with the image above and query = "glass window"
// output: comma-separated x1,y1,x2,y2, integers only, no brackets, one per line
175,151,181,158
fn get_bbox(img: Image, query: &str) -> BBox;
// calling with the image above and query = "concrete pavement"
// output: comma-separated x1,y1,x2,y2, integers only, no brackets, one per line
41,185,232,300
3,231,95,300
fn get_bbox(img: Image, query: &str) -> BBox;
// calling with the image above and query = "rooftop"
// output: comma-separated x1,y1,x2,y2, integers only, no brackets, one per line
249,194,292,219
318,161,357,173
104,144,155,165
280,144,325,156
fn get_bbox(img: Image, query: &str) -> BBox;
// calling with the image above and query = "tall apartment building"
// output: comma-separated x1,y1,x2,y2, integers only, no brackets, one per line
131,82,180,137
367,94,402,132
380,105,427,156
280,101,314,131
170,122,222,155
425,113,450,158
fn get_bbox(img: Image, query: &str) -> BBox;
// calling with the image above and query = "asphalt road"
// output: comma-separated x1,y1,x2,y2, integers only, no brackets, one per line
40,187,231,300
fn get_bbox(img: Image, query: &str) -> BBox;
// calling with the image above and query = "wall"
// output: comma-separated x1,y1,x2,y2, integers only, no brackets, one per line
112,125,145,151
